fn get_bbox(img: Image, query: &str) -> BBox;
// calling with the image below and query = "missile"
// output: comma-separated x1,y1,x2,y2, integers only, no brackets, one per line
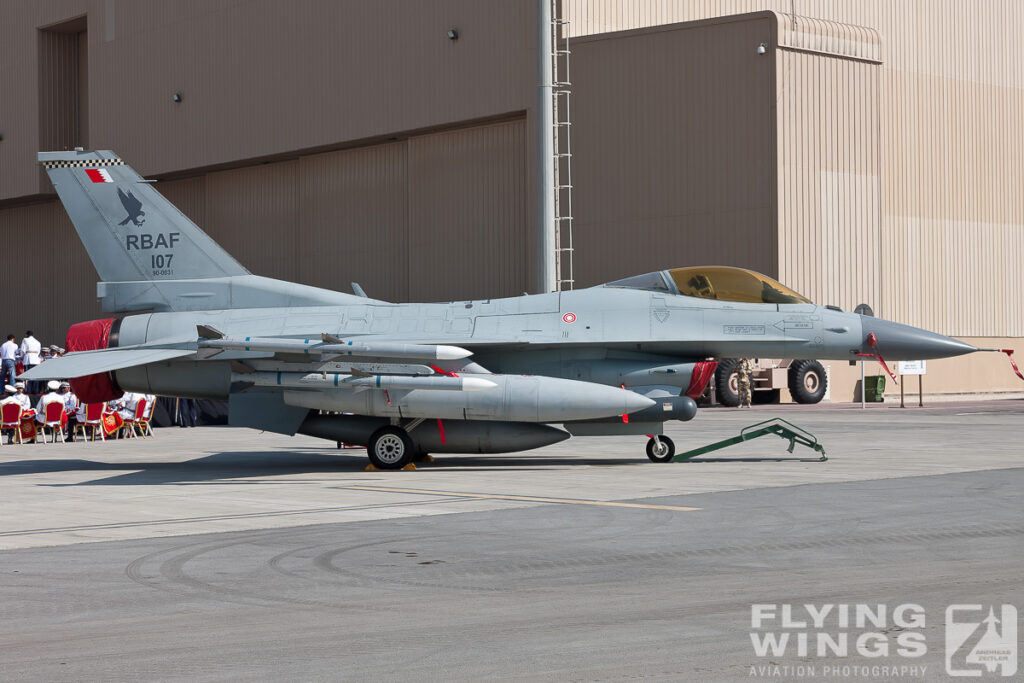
236,371,496,392
200,334,472,361
280,373,656,423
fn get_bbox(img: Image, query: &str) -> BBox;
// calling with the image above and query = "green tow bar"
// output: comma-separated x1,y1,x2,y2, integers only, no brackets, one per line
671,418,828,462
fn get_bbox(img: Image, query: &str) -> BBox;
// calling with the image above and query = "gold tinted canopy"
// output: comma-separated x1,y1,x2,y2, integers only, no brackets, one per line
668,267,811,304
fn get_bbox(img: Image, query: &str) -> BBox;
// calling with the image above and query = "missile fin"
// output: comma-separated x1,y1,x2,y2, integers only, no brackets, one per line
230,360,255,374
198,324,225,339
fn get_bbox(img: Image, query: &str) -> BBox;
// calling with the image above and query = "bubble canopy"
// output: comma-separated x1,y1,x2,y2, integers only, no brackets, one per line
603,266,812,305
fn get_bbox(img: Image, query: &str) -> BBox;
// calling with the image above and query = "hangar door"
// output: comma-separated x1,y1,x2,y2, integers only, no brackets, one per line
169,118,527,305
294,118,528,303
407,121,528,303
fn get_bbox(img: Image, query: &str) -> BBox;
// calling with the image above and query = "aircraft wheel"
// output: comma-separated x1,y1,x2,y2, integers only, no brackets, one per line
646,435,675,462
789,360,828,404
367,426,414,470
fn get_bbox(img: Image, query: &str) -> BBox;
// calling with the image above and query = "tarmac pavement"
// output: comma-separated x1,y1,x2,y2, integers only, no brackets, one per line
0,400,1021,680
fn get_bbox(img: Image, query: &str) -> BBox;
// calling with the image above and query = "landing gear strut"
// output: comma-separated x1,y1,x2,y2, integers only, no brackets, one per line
367,426,414,470
646,435,675,462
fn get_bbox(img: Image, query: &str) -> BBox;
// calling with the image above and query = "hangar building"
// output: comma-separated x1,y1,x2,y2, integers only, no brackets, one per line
1,1,1021,401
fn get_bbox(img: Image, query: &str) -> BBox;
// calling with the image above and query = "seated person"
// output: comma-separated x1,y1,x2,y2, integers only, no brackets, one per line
75,399,90,423
117,392,139,421
143,394,156,419
35,380,65,424
61,382,78,441
13,382,32,411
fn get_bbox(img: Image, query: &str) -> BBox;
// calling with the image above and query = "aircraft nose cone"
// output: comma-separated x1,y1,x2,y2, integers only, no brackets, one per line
859,316,977,360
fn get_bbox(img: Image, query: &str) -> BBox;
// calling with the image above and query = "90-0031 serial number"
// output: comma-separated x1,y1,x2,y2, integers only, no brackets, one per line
151,253,173,276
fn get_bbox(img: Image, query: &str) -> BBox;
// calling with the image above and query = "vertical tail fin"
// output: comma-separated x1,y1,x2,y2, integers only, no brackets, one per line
39,150,249,282
40,149,364,313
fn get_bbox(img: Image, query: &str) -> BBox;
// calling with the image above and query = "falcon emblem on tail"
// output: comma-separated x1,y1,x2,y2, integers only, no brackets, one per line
117,188,146,226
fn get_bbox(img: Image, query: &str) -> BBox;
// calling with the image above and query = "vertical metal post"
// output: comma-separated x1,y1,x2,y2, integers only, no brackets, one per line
860,361,865,409
536,0,556,293
900,375,905,408
918,375,924,407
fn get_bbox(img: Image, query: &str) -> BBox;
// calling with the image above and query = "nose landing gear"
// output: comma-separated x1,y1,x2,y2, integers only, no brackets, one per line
645,434,676,462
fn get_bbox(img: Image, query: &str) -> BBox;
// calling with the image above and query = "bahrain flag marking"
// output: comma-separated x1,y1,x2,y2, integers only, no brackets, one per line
85,168,113,183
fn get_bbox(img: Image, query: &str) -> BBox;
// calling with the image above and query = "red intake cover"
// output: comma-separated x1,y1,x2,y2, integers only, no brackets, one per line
65,318,124,403
685,360,718,400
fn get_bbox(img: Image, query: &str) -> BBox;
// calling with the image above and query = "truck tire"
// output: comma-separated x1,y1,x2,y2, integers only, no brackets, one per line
714,359,740,407
789,360,827,404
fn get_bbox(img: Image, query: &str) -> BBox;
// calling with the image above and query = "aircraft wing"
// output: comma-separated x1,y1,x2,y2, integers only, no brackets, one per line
18,348,194,380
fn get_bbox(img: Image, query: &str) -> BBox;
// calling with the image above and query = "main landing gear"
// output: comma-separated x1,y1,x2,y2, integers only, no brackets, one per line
367,426,415,470
645,435,676,462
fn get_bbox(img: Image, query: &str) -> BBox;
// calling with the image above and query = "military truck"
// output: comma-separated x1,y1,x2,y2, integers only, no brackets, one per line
712,358,827,406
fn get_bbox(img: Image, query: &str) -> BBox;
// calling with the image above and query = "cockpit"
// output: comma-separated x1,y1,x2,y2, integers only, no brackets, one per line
603,266,811,305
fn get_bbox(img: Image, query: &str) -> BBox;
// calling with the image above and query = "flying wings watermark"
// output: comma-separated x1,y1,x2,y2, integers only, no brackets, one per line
748,602,1018,678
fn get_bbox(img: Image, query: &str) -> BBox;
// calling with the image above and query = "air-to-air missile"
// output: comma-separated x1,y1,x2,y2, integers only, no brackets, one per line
24,150,1019,469
199,331,474,361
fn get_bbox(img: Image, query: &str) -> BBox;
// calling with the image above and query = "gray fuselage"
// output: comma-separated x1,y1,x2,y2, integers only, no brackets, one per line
111,284,967,400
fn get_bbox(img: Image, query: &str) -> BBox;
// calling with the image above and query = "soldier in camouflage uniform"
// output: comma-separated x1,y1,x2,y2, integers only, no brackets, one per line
736,358,753,408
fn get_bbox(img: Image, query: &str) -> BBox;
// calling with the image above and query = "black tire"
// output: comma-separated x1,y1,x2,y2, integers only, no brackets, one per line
789,360,827,404
714,359,740,407
367,426,414,469
646,435,675,462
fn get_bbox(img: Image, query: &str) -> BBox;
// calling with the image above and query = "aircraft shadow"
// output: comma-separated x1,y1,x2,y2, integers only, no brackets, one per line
405,455,642,469
677,457,826,463
2,451,364,486
1,451,644,485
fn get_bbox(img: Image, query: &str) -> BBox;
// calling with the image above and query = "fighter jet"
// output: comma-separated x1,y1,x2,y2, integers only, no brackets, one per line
26,150,989,468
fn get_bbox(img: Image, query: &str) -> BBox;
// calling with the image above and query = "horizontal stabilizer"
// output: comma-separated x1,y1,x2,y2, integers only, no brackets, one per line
18,348,194,380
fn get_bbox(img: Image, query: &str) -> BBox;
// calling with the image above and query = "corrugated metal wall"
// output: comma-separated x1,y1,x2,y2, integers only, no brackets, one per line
408,122,529,301
1,0,535,200
298,144,410,302
563,1,1024,337
0,119,526,343
775,24,882,312
195,119,528,303
0,200,103,347
569,15,778,287
3,0,1022,382
206,161,300,283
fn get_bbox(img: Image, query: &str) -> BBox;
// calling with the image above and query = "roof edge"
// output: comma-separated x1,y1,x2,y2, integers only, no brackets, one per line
769,11,883,64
